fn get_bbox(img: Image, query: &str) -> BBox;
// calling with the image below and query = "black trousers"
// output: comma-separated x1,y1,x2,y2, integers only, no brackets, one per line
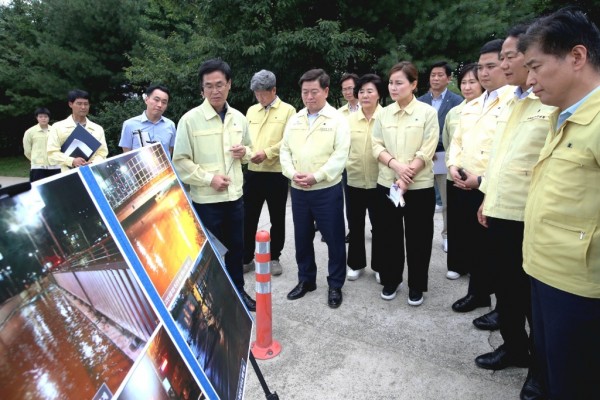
30,168,60,182
374,185,435,292
242,171,288,263
346,186,379,271
446,181,492,297
488,217,531,356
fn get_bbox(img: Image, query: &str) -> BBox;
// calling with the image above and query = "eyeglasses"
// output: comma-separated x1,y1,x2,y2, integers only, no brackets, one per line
202,82,228,93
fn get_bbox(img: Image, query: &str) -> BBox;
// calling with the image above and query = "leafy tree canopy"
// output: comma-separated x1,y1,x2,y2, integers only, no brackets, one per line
2,0,598,156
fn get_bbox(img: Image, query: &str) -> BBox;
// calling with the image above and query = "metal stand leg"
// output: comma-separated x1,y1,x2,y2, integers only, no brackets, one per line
249,353,279,400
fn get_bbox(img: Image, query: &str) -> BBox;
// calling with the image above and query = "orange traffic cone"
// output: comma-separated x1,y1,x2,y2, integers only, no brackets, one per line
250,230,281,360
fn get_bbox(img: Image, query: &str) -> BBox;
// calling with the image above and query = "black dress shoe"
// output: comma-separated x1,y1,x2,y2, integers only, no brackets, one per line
452,294,491,312
473,309,500,330
520,369,547,400
475,345,529,370
328,287,343,308
240,290,256,312
287,281,317,300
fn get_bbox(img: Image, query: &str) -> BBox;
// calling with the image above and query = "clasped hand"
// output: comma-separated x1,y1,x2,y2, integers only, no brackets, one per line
293,173,317,188
393,163,415,186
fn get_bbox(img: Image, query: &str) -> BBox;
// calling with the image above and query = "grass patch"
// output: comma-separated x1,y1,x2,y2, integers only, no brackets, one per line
0,156,30,177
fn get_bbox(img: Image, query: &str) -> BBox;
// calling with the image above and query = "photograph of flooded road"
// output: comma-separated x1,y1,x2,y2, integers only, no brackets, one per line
91,145,206,306
0,172,159,399
0,285,133,399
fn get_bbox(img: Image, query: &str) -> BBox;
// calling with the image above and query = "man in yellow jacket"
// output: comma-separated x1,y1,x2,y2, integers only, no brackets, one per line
243,70,295,276
519,8,600,399
47,89,108,172
446,39,513,313
173,59,255,312
280,69,350,308
23,107,61,181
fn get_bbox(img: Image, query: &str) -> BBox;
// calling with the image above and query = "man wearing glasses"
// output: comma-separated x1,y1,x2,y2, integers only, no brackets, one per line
173,59,256,312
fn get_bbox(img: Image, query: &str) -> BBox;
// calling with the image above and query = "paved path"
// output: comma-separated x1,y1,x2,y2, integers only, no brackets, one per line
0,176,27,188
243,197,527,399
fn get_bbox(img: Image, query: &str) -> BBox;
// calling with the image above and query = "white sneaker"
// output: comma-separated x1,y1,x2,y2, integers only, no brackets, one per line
375,272,381,284
443,239,448,253
435,204,443,213
446,270,460,280
381,282,402,300
271,260,283,276
243,261,255,274
346,268,364,281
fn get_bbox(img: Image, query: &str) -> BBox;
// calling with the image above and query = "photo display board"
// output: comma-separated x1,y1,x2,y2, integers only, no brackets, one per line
0,144,253,400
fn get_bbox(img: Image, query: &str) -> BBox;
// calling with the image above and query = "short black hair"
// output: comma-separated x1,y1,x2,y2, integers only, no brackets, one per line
339,73,359,86
34,107,50,118
198,59,232,84
299,68,330,89
353,73,384,100
479,39,504,56
506,23,529,40
145,84,170,98
67,89,89,103
518,7,600,70
429,61,452,77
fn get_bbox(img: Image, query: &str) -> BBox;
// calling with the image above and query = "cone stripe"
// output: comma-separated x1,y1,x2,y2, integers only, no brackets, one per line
256,261,270,274
255,281,271,294
255,241,270,254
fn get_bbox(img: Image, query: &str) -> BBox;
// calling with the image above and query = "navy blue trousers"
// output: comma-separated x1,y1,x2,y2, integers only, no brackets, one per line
290,183,346,289
530,278,600,399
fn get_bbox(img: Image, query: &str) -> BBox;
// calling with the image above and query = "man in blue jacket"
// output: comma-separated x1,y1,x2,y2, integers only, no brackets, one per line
417,61,463,255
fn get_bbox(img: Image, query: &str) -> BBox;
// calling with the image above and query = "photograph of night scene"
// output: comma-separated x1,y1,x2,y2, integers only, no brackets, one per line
90,145,207,306
170,245,253,400
0,172,159,399
118,327,206,400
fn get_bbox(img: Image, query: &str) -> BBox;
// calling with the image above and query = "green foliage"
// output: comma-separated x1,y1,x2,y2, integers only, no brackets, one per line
0,0,143,118
94,99,146,157
1,0,593,158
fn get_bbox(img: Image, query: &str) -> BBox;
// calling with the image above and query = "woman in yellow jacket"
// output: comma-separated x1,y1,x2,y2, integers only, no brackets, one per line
371,62,439,306
345,74,384,283
442,63,484,278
